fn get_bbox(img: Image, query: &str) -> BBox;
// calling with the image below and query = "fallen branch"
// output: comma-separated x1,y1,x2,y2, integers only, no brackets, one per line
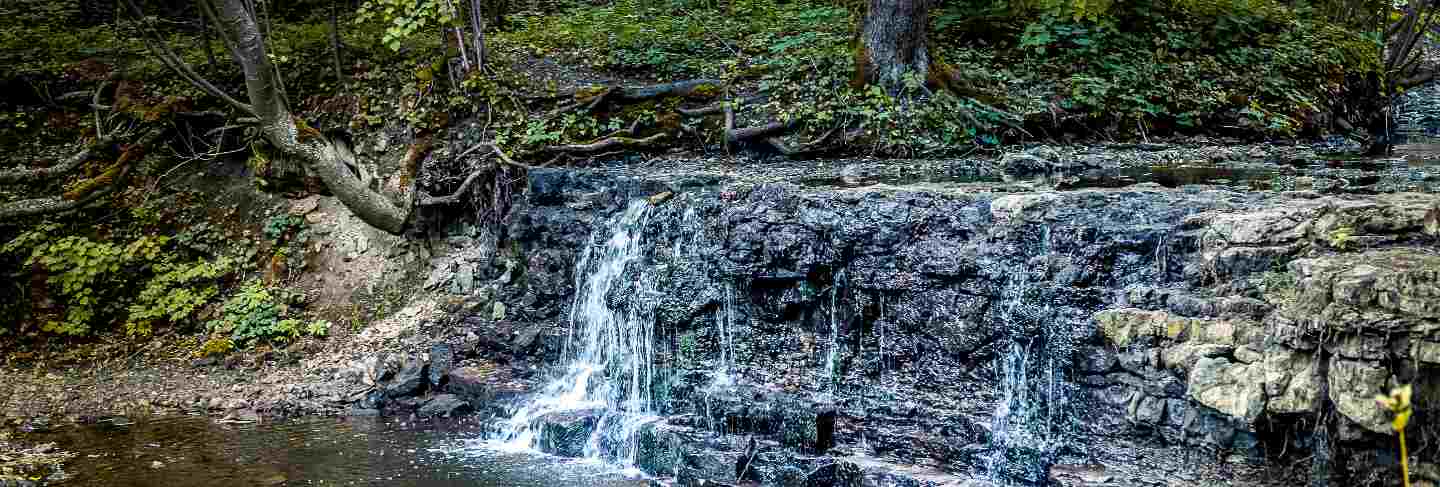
611,79,724,102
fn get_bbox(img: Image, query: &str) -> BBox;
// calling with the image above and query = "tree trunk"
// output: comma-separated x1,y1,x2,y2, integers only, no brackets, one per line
855,0,931,93
203,0,413,234
329,0,346,88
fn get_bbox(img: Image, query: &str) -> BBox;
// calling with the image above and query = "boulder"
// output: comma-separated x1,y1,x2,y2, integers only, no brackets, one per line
385,356,426,398
1327,358,1392,434
428,343,454,388
536,409,603,457
418,394,472,418
446,364,518,407
1260,349,1320,415
1000,152,1051,176
1188,357,1265,422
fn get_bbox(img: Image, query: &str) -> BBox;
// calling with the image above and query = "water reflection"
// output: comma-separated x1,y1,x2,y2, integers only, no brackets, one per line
21,416,650,486
795,145,1440,194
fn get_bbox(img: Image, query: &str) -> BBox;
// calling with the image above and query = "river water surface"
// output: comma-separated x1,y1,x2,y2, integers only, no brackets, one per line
24,416,650,486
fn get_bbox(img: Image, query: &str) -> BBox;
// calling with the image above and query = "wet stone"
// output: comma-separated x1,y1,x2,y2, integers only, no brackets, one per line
428,344,454,388
358,389,386,410
418,394,471,418
536,409,603,458
385,357,426,398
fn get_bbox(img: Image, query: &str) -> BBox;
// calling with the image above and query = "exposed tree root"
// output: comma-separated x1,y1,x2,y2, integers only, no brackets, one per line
676,95,765,117
0,129,163,220
420,143,533,206
763,126,843,156
546,132,669,154
727,121,798,143
0,136,116,184
419,164,492,206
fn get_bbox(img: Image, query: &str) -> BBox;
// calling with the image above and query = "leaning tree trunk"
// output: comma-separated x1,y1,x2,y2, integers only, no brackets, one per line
855,0,932,93
201,0,413,234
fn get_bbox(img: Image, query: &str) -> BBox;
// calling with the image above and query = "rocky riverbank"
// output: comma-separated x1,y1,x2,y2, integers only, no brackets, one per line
3,141,1439,486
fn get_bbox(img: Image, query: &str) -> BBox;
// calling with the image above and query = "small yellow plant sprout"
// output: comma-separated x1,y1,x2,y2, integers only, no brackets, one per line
1376,384,1414,487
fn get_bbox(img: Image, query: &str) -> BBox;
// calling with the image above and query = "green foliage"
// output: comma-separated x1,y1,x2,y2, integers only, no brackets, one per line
2,217,240,337
206,281,322,345
356,0,463,51
196,336,236,357
264,214,306,242
306,319,333,337
125,257,237,336
3,226,236,335
925,0,1383,137
0,0,130,77
1328,226,1356,250
500,0,851,78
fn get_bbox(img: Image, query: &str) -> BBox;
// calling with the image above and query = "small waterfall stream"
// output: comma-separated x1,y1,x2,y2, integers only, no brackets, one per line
494,200,662,470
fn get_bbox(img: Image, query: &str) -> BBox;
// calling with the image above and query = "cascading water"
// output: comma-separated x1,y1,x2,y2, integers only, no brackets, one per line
717,286,737,381
493,200,662,470
823,269,846,389
984,225,1081,485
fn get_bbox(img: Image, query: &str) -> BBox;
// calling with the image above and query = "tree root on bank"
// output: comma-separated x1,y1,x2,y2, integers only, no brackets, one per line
546,132,669,154
0,136,117,184
419,143,534,206
0,128,164,220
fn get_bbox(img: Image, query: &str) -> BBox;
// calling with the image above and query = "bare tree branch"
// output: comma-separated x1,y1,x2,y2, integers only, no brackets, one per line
121,0,256,116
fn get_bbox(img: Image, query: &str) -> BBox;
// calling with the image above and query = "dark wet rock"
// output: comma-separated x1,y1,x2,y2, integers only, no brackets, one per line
388,396,425,414
385,356,426,398
428,343,454,388
363,353,395,385
445,365,524,411
418,394,472,418
676,449,743,486
358,389,386,410
536,409,603,457
346,407,381,417
485,163,1440,486
634,421,694,476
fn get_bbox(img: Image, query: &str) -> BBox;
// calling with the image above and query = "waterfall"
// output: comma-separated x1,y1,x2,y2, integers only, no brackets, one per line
494,200,662,470
878,294,887,386
823,268,846,389
984,227,1077,485
717,285,736,382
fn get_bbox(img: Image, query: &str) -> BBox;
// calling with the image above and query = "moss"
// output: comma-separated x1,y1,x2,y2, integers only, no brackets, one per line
687,83,721,98
573,85,611,102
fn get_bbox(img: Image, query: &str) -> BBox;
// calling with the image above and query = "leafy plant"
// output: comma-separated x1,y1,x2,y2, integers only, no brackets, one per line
195,336,236,357
3,223,241,336
1328,226,1355,250
206,281,326,346
125,257,237,336
356,0,463,51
